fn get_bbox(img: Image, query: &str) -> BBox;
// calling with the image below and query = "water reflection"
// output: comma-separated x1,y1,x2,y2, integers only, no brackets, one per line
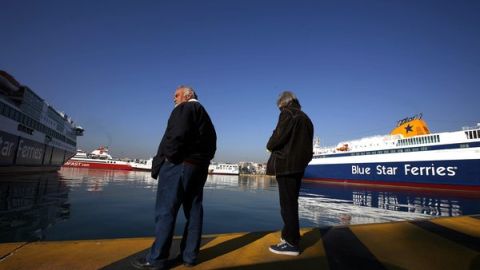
205,174,277,191
60,167,157,192
299,181,479,226
0,172,69,242
1,169,479,243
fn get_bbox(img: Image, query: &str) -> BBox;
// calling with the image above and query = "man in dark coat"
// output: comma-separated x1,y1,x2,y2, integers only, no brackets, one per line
266,91,313,256
132,85,216,270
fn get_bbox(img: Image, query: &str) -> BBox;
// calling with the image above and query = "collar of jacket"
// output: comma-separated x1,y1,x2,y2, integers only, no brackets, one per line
281,103,300,111
175,99,199,108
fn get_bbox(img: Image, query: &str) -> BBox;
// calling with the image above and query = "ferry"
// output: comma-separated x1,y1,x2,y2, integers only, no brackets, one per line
0,70,83,174
129,158,153,171
63,147,132,170
208,163,240,175
304,114,480,190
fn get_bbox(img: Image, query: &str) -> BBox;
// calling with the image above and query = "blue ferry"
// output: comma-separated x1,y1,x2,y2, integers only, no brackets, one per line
304,114,480,190
0,71,84,174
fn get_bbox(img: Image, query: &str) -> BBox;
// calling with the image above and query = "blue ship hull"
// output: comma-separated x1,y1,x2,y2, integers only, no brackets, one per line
304,159,480,190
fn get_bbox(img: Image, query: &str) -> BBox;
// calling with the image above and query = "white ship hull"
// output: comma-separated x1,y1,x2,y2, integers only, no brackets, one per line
305,120,480,190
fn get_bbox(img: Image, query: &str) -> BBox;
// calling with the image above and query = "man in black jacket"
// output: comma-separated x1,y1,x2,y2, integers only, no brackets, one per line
133,86,216,270
266,91,313,256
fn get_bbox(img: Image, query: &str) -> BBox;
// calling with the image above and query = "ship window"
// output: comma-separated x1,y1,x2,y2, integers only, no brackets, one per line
474,131,479,139
8,107,15,118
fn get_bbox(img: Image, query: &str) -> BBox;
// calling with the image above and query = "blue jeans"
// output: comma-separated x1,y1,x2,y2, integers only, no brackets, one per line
146,160,208,266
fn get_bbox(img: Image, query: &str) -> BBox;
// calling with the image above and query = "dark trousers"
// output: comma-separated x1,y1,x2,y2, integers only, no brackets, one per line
147,161,208,267
276,172,303,247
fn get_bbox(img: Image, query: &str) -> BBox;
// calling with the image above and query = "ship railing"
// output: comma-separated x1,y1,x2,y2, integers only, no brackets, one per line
462,123,480,131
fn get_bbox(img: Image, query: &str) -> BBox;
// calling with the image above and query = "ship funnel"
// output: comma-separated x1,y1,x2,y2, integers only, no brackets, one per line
390,114,430,138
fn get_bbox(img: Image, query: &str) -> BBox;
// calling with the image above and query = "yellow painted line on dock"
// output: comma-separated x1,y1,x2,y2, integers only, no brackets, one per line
430,216,480,238
0,216,479,270
194,229,327,270
350,221,478,270
0,238,153,270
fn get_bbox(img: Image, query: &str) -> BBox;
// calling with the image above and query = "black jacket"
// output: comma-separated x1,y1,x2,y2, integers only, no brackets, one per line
151,100,217,179
266,104,314,176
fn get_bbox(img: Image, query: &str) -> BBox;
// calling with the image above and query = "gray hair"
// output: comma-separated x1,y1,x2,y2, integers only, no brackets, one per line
277,91,300,108
177,85,198,99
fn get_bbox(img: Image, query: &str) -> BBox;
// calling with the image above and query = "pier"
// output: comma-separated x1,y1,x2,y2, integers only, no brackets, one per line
1,215,479,270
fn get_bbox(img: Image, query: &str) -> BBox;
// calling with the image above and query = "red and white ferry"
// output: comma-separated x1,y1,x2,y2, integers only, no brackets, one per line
63,147,132,170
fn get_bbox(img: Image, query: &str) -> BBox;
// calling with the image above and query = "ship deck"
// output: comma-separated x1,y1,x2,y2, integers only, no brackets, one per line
1,215,479,270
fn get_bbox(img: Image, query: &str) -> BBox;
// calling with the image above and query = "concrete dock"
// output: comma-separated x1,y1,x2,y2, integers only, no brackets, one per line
1,215,479,270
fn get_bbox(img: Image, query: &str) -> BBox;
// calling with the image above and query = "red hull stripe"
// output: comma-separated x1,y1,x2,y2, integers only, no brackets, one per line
303,177,480,191
63,161,132,170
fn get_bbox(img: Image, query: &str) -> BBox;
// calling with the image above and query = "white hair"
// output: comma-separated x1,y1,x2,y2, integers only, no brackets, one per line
277,91,300,108
177,85,198,99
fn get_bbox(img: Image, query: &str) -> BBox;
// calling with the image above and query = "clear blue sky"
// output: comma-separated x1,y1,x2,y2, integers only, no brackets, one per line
2,0,479,162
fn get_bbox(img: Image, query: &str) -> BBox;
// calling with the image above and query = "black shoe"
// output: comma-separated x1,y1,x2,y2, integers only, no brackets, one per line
269,240,300,256
131,257,164,270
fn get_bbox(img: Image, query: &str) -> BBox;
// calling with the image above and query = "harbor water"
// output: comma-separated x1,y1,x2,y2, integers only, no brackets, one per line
1,167,480,243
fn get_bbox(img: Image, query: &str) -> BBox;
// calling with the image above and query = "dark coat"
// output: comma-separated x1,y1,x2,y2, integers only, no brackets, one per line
266,103,314,176
151,100,217,179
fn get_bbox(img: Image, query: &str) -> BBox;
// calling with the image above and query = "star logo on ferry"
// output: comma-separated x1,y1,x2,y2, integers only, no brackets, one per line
405,124,413,133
